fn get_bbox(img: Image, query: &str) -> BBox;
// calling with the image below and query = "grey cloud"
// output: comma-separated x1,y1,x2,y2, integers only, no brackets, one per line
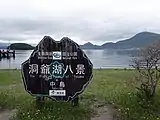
0,16,160,44
0,18,95,41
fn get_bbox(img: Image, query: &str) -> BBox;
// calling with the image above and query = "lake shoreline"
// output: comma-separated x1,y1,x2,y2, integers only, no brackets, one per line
0,49,133,69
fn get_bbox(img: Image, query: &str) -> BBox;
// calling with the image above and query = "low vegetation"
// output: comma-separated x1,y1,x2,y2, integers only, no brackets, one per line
131,41,160,102
0,69,160,120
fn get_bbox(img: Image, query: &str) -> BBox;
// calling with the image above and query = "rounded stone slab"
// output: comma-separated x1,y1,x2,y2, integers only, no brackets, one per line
21,36,93,102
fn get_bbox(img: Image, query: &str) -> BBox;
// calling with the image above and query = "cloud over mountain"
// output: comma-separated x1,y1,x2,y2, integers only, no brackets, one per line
0,0,160,45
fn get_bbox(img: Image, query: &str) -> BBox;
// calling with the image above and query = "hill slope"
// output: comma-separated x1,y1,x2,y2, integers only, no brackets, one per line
81,32,160,49
116,32,160,49
80,42,100,49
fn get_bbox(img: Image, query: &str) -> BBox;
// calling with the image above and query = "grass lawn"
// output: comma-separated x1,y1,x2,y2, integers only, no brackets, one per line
0,69,160,120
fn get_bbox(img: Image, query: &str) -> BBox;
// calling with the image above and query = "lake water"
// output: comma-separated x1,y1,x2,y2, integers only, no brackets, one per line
0,49,135,69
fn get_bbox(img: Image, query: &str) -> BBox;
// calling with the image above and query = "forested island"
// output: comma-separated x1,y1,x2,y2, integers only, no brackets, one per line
7,43,35,50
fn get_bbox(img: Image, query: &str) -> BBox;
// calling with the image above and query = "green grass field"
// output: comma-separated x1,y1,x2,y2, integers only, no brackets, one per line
0,69,160,120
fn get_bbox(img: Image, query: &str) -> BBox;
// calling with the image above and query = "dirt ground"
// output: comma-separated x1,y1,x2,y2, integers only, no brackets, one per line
91,105,117,120
0,105,117,120
0,109,17,120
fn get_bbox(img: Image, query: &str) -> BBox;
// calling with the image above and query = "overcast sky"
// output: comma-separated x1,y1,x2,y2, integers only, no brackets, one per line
0,0,160,45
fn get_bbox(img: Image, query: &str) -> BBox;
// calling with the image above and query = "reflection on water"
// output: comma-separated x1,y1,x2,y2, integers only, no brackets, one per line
0,49,135,69
0,50,33,69
84,50,93,56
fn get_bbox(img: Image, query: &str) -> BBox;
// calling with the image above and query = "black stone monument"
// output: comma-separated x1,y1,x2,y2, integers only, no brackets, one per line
21,36,93,105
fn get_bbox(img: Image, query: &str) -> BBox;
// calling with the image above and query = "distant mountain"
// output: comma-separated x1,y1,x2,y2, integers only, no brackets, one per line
1,32,160,50
81,32,160,49
80,42,100,49
115,32,160,49
101,42,116,49
7,43,35,50
0,43,9,49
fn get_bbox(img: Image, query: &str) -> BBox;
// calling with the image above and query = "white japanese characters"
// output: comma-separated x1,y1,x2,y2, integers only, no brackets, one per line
50,81,55,89
38,51,52,56
60,81,65,88
76,64,85,75
52,64,63,75
64,65,73,74
40,64,50,74
29,63,86,76
29,64,38,74
62,52,77,57
38,52,53,60
62,52,78,60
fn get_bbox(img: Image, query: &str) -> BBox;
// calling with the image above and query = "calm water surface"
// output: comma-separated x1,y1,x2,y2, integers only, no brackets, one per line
0,49,134,69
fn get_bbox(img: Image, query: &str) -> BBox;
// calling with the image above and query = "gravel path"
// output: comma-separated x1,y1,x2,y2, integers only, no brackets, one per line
0,109,17,120
91,105,117,120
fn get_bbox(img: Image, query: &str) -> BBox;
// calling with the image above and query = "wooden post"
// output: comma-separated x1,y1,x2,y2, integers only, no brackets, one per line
7,50,9,58
71,96,79,106
0,50,1,58
36,96,45,108
13,50,15,58
2,50,5,57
